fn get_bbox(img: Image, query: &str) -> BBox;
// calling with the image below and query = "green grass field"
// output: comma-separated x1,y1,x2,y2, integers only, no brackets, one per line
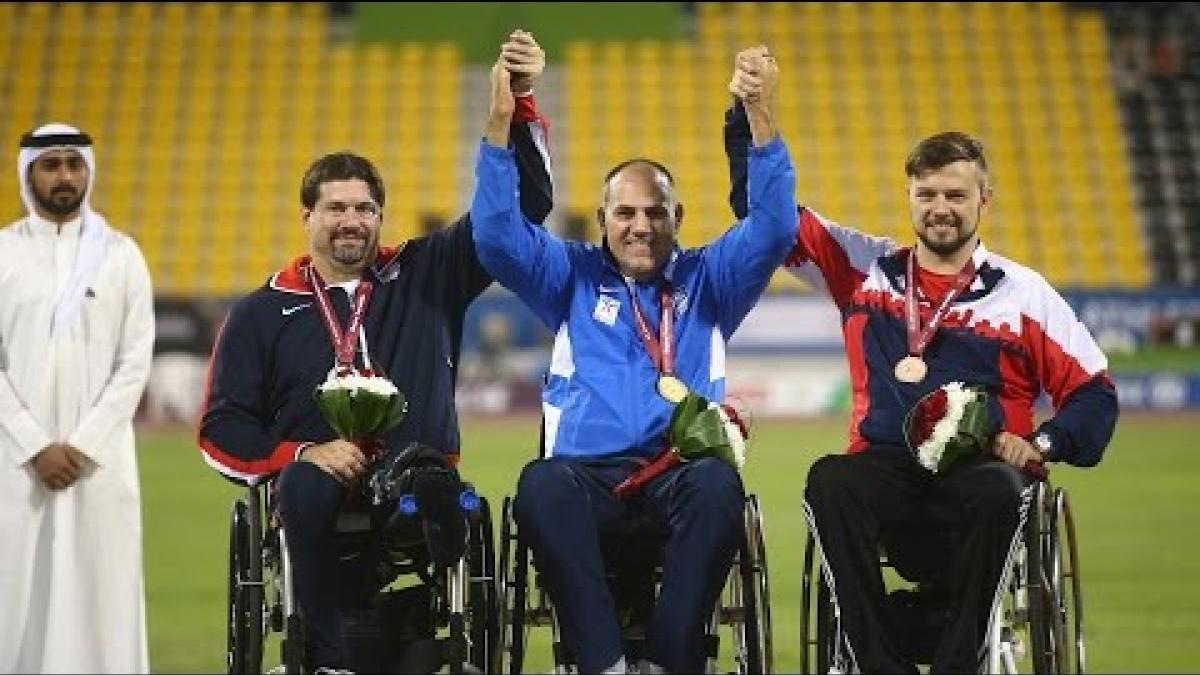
141,414,1199,673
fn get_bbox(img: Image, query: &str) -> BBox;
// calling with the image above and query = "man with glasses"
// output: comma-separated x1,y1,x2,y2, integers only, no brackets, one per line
198,30,552,674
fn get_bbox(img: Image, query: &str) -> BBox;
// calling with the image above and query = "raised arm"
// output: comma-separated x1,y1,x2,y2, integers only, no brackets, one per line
704,46,798,332
472,35,572,329
505,29,553,224
723,99,896,309
441,30,555,306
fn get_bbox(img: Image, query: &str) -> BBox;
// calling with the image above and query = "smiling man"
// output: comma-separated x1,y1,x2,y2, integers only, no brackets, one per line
725,116,1120,671
470,46,796,673
197,30,554,673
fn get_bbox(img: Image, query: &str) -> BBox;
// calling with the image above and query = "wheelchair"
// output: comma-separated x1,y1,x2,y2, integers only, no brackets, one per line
799,478,1085,674
494,478,773,674
225,444,499,674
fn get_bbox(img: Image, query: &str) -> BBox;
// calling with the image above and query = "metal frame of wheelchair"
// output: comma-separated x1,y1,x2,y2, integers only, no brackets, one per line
798,479,1085,674
225,479,500,674
494,491,774,674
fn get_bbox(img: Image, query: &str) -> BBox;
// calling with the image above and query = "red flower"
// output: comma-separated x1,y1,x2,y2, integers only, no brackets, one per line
907,388,948,449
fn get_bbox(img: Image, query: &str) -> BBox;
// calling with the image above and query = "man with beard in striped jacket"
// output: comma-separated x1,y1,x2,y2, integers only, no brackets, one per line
725,103,1118,673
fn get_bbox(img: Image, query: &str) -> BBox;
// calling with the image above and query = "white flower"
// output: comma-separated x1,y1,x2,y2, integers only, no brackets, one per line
318,371,399,397
916,382,976,472
712,402,747,469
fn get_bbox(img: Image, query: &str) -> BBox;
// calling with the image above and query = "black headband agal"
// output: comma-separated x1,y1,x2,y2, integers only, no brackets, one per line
19,131,93,149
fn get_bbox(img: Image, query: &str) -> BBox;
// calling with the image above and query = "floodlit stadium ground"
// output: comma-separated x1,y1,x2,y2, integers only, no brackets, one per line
142,412,1197,673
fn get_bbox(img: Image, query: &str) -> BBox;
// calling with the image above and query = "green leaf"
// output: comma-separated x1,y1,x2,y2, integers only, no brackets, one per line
315,388,354,438
666,393,738,470
357,390,389,436
382,392,408,432
937,390,989,472
314,381,409,442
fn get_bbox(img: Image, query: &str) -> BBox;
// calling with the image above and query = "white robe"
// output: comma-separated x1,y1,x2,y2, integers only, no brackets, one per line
0,215,154,673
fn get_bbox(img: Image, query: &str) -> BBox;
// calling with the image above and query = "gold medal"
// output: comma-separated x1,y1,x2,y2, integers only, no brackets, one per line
894,355,928,383
657,375,689,403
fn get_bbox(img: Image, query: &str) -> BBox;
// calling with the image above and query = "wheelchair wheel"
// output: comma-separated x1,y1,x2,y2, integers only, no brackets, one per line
497,496,529,674
735,495,773,674
798,529,838,675
1024,481,1063,674
227,488,264,674
463,494,499,673
269,521,305,674
1049,487,1085,673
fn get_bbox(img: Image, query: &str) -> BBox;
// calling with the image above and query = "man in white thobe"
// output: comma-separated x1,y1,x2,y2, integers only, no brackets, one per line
0,123,154,673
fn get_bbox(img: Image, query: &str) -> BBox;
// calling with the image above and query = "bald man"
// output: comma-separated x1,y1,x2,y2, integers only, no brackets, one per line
469,47,793,673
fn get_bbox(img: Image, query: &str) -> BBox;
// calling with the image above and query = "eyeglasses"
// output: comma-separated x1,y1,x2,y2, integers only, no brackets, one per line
317,201,381,220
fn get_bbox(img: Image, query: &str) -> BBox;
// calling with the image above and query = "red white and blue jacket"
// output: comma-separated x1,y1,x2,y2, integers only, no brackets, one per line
198,98,552,484
724,102,1117,466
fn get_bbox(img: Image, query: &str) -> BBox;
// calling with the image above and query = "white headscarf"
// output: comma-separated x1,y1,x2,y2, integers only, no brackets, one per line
17,122,112,336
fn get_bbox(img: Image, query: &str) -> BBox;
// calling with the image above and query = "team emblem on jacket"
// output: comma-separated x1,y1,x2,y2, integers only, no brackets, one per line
593,295,621,326
673,289,689,317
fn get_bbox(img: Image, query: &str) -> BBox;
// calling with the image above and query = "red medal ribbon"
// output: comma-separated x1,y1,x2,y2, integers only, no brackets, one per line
903,248,977,358
625,280,675,376
306,266,374,371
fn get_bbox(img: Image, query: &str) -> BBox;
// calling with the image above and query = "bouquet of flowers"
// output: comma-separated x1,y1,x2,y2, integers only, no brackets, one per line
613,392,749,499
903,381,991,474
314,367,408,448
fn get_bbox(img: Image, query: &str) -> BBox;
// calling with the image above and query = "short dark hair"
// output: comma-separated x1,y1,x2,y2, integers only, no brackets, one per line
601,158,675,204
904,131,988,181
301,151,386,209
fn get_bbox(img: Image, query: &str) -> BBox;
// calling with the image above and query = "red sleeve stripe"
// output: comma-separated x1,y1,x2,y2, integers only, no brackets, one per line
200,438,301,484
843,313,872,454
515,94,550,144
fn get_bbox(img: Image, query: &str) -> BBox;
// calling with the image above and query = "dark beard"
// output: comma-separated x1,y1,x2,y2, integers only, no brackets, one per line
329,228,375,267
916,216,977,257
32,186,84,217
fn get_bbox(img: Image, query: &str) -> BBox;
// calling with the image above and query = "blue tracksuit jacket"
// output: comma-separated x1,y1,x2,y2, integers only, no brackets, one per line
470,136,798,459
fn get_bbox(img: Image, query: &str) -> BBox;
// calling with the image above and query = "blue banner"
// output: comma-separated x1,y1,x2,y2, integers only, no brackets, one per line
1061,288,1200,349
1111,373,1200,411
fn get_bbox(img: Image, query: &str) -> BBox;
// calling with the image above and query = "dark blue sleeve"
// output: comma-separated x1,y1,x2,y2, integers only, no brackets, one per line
1035,375,1118,467
511,111,554,224
198,299,300,484
724,98,751,220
